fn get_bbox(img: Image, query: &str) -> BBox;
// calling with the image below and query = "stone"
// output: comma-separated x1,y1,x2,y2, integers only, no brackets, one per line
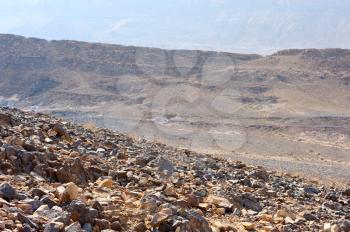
214,207,226,215
95,219,110,230
164,185,177,197
240,193,262,212
30,188,47,198
151,208,174,227
0,114,12,126
186,210,212,232
64,222,84,232
140,194,161,213
304,186,320,194
303,212,319,221
331,225,341,232
57,182,79,203
284,216,294,224
211,220,238,231
34,205,67,223
91,200,103,215
82,223,93,232
34,204,50,216
186,194,199,207
343,188,350,197
97,178,113,188
242,222,255,230
0,183,17,201
250,169,269,181
44,222,65,232
17,212,40,230
133,222,147,232
339,220,350,232
324,223,331,232
52,123,71,141
205,195,233,209
110,221,123,231
56,158,88,185
68,200,98,225
116,148,128,160
53,211,71,225
96,148,106,154
41,196,57,208
259,214,273,222
275,207,296,220
158,157,174,175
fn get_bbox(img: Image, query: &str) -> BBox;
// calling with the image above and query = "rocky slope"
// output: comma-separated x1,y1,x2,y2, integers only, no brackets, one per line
0,107,349,232
1,34,350,183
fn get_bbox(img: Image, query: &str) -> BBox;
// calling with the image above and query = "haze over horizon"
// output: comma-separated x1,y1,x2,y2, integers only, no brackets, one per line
1,0,350,54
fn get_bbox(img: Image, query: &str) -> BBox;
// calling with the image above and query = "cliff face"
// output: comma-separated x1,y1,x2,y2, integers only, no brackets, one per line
0,107,349,231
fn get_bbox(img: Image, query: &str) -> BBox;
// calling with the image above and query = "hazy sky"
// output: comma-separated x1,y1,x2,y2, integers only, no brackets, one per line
0,0,350,54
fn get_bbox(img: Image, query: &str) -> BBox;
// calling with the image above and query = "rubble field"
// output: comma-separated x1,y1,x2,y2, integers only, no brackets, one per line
0,107,349,232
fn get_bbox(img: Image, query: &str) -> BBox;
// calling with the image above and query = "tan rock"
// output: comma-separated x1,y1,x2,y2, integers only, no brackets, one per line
69,151,80,157
133,222,147,232
0,114,11,126
263,225,274,231
214,207,226,215
211,221,244,231
275,207,296,220
17,203,33,214
151,208,173,227
324,223,331,232
205,195,233,209
164,185,177,196
57,182,79,202
242,222,255,230
285,216,294,224
98,178,113,188
186,194,199,207
198,203,209,210
331,224,341,232
259,214,272,222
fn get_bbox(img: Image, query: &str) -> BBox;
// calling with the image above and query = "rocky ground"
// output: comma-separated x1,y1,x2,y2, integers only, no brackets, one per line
0,107,349,232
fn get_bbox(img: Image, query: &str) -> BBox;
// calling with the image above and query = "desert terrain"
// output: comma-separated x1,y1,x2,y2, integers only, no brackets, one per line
0,34,349,184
